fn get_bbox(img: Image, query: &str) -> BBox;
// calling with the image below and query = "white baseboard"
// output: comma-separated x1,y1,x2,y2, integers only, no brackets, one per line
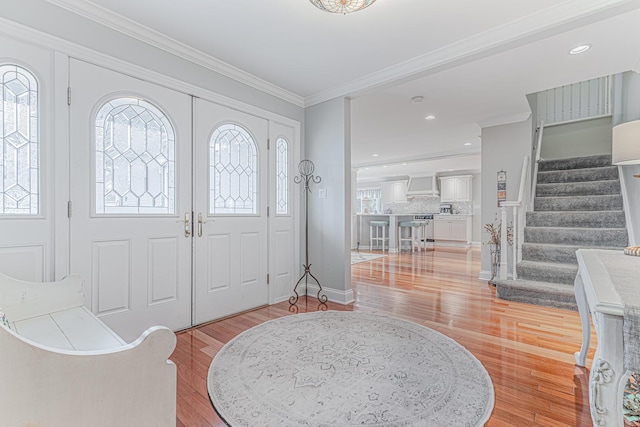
306,284,355,305
478,270,492,281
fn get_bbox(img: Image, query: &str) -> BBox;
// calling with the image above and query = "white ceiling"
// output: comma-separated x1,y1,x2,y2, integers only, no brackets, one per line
45,0,640,181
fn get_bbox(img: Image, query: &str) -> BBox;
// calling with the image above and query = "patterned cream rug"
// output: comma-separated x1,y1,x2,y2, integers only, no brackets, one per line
208,311,494,426
351,251,386,264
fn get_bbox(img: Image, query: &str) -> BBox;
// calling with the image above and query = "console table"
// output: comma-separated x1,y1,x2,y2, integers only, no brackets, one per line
574,249,640,427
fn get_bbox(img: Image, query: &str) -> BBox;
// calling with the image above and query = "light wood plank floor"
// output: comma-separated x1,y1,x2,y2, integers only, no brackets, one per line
173,247,597,426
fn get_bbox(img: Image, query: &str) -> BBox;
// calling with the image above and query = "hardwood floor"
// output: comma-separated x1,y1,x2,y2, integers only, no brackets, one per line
173,247,597,426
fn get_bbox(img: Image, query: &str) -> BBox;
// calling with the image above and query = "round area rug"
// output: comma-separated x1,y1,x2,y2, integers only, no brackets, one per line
207,311,494,427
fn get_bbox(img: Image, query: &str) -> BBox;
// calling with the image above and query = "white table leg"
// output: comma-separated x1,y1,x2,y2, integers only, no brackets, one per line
589,311,625,427
574,271,590,367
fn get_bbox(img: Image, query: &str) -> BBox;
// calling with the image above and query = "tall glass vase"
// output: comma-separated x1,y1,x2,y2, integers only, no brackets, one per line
489,243,500,285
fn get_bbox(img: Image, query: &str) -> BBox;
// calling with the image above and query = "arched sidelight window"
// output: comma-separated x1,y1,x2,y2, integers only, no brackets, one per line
0,64,39,215
95,97,176,214
276,137,289,215
210,124,258,215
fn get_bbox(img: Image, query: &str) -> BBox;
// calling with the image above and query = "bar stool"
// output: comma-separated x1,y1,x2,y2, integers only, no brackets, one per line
370,220,389,252
398,220,417,252
412,220,427,252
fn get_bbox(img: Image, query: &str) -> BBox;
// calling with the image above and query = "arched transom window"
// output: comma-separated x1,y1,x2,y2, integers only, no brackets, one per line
95,97,176,214
276,137,289,215
210,124,257,215
0,64,39,215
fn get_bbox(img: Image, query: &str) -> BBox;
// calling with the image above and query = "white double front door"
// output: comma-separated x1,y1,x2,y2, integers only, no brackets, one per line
68,60,295,340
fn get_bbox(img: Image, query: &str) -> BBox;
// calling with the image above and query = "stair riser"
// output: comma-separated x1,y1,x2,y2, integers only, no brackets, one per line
517,265,576,285
537,167,618,184
538,154,612,172
521,244,578,264
536,181,620,197
526,211,626,228
524,228,629,247
535,196,623,211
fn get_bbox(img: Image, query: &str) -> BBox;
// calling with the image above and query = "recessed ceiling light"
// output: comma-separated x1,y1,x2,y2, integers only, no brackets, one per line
383,165,388,168
372,154,379,157
425,115,436,120
569,44,591,55
402,163,408,166
411,96,424,104
448,169,454,171
464,142,472,146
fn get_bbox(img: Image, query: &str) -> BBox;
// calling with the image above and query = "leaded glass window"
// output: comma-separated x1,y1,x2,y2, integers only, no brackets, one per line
210,124,257,215
95,97,175,214
276,137,289,215
0,64,39,215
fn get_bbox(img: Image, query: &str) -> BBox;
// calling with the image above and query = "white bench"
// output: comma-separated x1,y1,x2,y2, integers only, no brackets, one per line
0,272,177,427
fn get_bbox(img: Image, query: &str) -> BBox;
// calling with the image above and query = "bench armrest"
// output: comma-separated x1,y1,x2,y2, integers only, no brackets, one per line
0,324,177,427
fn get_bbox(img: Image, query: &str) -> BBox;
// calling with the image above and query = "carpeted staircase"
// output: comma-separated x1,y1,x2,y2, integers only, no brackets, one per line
494,154,628,310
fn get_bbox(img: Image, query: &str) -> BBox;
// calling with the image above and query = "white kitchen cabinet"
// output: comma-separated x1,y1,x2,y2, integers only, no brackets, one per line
439,175,472,203
433,215,472,244
381,181,407,203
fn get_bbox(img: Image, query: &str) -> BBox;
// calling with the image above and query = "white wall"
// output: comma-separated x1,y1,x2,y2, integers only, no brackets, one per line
304,98,353,304
541,116,612,160
480,119,532,279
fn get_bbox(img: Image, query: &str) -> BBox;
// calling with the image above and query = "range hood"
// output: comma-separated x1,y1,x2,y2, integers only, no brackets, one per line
406,175,439,197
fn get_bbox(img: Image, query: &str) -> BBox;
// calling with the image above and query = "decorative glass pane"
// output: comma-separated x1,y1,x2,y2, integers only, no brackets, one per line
276,137,289,215
210,124,257,214
95,97,175,214
0,64,39,215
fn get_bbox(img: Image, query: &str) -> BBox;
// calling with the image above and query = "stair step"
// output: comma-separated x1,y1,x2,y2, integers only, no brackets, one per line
524,226,629,247
535,194,623,211
494,279,577,310
521,243,623,264
537,166,618,184
516,260,578,285
526,210,626,228
538,154,612,172
536,180,620,197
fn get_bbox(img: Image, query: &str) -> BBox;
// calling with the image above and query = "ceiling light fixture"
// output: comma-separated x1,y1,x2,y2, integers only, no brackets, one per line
372,154,379,157
569,44,591,55
425,115,436,120
464,142,472,146
310,0,376,14
411,96,424,104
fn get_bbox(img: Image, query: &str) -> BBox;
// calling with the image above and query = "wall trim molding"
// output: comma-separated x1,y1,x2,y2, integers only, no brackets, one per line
306,284,355,305
43,0,304,107
0,16,302,129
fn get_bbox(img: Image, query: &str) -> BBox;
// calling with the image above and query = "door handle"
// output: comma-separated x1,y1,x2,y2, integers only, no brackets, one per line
197,212,213,237
176,212,191,237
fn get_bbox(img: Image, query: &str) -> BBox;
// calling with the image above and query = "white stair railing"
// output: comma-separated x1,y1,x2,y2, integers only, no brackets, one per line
499,155,530,280
530,121,544,212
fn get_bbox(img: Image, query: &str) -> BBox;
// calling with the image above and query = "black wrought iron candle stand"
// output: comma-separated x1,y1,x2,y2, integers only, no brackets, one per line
289,160,328,306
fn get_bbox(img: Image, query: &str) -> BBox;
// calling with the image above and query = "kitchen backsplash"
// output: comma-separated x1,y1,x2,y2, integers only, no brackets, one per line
383,197,472,215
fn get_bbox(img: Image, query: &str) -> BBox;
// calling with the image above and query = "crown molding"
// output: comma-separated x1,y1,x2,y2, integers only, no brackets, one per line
304,0,640,106
40,0,640,109
43,0,305,107
0,16,302,130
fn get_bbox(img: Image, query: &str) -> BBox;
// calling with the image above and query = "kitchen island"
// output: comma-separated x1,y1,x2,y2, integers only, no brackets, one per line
357,214,434,253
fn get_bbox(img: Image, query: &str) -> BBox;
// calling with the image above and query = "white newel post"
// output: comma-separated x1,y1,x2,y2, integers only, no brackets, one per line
500,206,508,279
511,206,518,280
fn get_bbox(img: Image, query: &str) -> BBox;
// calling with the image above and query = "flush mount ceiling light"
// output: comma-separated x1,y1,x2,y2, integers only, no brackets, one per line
425,115,436,120
569,44,591,55
310,0,376,14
